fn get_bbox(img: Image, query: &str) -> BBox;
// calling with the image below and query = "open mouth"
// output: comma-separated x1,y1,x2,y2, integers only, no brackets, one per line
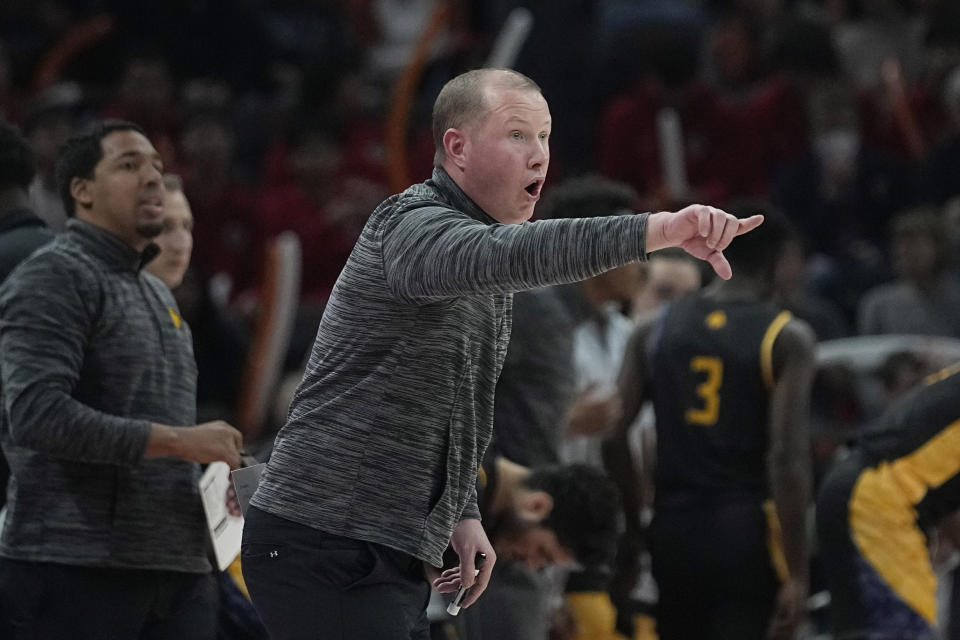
524,179,543,198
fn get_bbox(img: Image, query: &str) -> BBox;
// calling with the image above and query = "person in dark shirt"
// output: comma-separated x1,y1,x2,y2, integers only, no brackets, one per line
0,116,52,282
490,286,576,468
817,362,960,640
607,203,816,640
0,117,53,512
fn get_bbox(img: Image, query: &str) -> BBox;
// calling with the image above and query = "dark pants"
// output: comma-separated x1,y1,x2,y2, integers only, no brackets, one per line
0,557,217,640
241,506,431,640
650,500,778,640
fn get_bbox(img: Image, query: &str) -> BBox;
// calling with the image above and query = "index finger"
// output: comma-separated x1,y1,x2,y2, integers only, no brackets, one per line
733,214,764,236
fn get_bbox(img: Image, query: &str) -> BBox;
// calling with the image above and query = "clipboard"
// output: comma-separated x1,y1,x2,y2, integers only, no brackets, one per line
199,461,245,571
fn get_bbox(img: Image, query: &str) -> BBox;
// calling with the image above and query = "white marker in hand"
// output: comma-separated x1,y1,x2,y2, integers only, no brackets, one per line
446,552,486,616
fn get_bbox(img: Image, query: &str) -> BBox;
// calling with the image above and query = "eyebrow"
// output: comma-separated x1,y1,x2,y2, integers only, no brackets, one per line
114,150,163,164
505,116,551,128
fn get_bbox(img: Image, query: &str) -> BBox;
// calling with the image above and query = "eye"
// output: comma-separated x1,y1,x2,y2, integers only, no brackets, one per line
122,160,137,171
539,132,549,141
511,131,523,141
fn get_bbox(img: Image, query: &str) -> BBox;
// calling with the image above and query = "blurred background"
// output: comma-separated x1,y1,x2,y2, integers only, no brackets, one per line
7,2,960,638
4,0,960,453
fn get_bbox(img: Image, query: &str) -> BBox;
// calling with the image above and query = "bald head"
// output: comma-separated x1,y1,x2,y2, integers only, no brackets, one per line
432,68,542,166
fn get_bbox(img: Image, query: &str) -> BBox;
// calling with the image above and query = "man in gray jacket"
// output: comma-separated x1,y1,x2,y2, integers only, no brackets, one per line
242,68,762,640
0,120,244,639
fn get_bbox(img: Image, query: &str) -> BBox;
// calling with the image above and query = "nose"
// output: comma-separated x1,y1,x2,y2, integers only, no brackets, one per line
528,137,549,171
143,162,162,185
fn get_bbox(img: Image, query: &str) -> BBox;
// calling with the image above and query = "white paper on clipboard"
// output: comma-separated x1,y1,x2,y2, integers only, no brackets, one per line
199,461,245,571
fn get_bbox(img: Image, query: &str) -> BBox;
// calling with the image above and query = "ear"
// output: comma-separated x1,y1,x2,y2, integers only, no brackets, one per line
443,128,468,170
518,490,553,521
70,176,93,212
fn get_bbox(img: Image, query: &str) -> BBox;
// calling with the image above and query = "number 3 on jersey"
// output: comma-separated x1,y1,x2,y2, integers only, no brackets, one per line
686,356,723,426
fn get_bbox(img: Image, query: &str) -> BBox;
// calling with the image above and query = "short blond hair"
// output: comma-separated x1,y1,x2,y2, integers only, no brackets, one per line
431,68,541,166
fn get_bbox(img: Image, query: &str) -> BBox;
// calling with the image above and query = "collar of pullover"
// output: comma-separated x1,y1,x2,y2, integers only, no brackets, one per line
65,218,158,273
429,167,499,226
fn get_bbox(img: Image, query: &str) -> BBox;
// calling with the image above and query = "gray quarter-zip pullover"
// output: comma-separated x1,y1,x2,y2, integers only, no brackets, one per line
252,168,649,567
0,219,209,573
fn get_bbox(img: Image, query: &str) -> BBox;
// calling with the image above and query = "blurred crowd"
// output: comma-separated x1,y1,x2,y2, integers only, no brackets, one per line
1,0,960,396
4,0,960,638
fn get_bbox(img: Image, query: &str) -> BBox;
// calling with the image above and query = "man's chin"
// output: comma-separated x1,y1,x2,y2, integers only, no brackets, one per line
136,221,163,239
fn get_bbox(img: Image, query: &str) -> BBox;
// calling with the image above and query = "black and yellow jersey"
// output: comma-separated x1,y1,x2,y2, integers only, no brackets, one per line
648,295,792,505
817,362,960,628
859,362,960,469
858,362,960,529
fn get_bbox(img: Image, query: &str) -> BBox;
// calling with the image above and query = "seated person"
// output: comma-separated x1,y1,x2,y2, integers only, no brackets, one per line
817,362,960,640
439,456,622,640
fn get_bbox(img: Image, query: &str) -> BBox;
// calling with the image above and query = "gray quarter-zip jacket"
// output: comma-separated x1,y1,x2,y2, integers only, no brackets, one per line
0,219,209,573
251,168,649,567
